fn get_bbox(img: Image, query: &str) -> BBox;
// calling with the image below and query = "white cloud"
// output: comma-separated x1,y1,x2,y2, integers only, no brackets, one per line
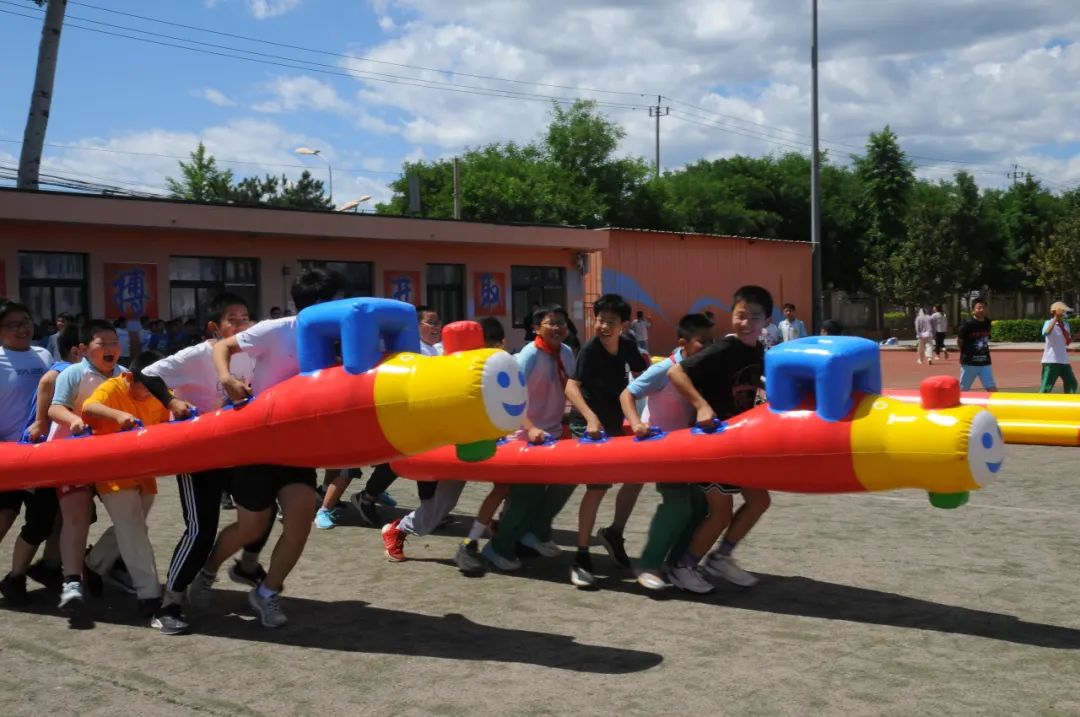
252,76,352,115
248,0,302,19
195,88,236,107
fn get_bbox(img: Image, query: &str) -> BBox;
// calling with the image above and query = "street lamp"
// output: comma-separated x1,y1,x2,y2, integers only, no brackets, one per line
809,0,825,333
294,146,332,204
337,195,372,213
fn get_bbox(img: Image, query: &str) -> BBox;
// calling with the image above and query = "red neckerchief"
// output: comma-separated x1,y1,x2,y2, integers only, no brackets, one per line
534,336,568,387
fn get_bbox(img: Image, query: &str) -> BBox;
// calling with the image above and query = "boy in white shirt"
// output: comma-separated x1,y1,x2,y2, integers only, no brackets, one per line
138,293,270,635
199,269,344,628
777,303,807,342
1040,301,1076,393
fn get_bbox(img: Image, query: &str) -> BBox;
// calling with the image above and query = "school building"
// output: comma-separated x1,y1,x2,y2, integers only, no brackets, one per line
0,189,811,352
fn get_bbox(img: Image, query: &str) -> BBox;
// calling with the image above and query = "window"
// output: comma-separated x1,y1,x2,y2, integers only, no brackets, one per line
19,251,88,323
511,266,566,328
299,260,373,298
426,263,465,323
169,256,259,323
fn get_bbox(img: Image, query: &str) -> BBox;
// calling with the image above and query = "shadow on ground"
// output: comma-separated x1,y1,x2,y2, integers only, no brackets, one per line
4,587,663,674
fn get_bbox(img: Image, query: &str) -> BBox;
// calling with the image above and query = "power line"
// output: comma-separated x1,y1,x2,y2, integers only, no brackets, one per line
67,0,652,99
0,5,646,112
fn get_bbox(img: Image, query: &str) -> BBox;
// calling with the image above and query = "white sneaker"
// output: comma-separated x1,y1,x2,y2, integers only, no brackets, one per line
481,542,522,571
668,565,715,594
520,532,561,558
186,569,216,610
704,553,759,587
59,580,84,611
636,570,669,591
248,587,288,628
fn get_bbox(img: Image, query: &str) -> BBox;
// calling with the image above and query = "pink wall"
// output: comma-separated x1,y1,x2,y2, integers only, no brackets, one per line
0,222,586,351
589,229,813,352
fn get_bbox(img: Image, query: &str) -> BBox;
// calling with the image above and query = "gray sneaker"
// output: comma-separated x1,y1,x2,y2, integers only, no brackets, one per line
248,587,288,628
454,541,486,575
668,565,715,594
186,569,216,610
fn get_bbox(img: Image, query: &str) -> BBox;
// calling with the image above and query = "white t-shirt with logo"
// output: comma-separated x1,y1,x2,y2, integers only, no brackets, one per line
1042,319,1071,365
0,346,52,442
235,316,300,394
143,340,255,413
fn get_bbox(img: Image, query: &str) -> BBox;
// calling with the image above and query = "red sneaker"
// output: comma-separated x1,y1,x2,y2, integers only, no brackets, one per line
382,519,407,562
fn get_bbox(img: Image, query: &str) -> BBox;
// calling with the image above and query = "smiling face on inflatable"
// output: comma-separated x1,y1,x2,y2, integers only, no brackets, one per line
967,410,1004,487
481,351,528,432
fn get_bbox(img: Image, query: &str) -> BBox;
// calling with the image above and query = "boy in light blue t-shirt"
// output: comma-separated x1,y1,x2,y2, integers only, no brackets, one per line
620,313,715,592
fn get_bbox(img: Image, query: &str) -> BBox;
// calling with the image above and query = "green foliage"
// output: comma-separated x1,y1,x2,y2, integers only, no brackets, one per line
883,311,908,330
1026,211,1080,297
990,318,1080,342
167,145,331,209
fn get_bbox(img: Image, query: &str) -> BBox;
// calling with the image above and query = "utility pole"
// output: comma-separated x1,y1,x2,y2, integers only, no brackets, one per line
810,0,825,334
18,0,68,190
649,96,669,179
1009,163,1024,185
452,156,461,219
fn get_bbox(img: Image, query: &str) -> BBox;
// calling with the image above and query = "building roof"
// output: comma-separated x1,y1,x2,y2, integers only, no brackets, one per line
601,226,809,246
0,188,608,251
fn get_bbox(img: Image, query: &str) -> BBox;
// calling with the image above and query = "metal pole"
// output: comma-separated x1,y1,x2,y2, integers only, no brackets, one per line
655,95,661,179
453,156,461,219
810,0,825,333
326,160,333,205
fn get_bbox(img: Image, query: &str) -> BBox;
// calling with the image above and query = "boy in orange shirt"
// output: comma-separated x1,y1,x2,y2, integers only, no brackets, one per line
81,350,171,620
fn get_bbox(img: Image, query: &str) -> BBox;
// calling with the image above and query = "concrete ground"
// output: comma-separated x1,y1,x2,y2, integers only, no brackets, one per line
3,439,1080,716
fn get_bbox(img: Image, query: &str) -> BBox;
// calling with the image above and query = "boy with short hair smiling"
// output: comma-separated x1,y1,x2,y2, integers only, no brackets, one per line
48,319,125,611
564,293,649,588
666,286,775,591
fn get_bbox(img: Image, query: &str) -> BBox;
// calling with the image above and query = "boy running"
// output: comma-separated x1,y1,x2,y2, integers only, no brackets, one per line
666,286,775,591
565,293,649,588
199,269,344,627
621,313,715,591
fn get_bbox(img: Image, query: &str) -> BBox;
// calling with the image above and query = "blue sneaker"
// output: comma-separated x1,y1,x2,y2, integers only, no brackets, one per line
376,491,397,508
314,508,338,530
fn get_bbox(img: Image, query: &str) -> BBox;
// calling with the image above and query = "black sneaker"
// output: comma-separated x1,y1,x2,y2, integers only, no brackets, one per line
351,494,383,527
228,560,267,588
151,602,191,636
26,560,62,592
137,597,162,619
82,561,103,598
454,541,486,575
0,573,29,606
596,527,631,569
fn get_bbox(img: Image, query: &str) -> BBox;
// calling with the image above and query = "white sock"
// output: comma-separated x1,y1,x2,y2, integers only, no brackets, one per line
467,520,488,542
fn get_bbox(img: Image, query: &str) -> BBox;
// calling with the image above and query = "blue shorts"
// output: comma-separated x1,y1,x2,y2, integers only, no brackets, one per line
960,364,997,391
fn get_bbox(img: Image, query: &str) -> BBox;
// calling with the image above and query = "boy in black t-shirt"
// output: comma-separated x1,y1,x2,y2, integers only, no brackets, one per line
565,293,649,588
666,285,774,590
957,297,997,392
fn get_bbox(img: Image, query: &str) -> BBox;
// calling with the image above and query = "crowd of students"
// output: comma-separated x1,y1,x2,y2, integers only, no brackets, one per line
0,270,810,636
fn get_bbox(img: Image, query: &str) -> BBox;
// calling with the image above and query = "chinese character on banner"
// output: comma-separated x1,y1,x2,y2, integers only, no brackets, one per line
383,270,421,305
473,271,506,316
104,263,158,319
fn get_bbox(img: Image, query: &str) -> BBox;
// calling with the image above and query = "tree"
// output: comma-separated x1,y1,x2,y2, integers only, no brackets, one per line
279,170,333,209
17,0,67,189
856,126,916,302
166,143,234,203
1005,174,1058,290
1027,211,1080,298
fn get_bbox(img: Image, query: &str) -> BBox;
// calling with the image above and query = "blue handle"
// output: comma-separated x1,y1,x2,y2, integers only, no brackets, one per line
525,432,559,447
121,419,145,432
633,426,666,442
223,394,254,410
691,418,727,436
19,431,45,445
172,406,200,422
70,426,94,439
578,429,609,445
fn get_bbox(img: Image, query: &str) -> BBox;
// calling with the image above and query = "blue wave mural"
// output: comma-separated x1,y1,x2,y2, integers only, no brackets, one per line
601,268,669,324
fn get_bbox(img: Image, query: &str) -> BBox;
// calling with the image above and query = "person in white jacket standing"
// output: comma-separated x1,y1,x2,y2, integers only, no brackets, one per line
915,308,934,365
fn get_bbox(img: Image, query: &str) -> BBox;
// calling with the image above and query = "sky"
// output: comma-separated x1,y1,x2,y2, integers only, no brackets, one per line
2,0,1079,207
